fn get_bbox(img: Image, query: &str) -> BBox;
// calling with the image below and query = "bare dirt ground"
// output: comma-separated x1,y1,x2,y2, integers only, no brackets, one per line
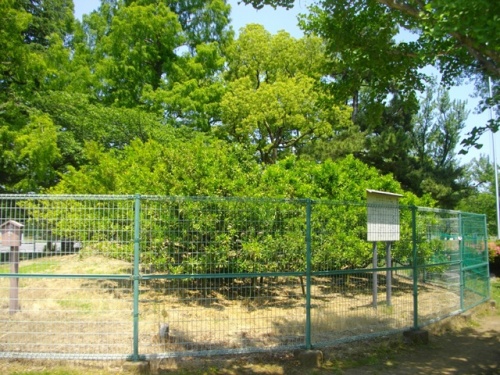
338,310,500,375
0,305,498,375
0,255,497,374
148,302,499,375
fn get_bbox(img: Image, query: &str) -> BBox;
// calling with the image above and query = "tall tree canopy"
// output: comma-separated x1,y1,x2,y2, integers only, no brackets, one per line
1,0,76,192
0,0,234,192
78,0,232,111
0,0,484,217
241,0,500,147
408,82,469,207
219,24,353,164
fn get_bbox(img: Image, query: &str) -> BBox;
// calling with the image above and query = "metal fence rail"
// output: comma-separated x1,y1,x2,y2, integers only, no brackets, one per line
0,195,490,361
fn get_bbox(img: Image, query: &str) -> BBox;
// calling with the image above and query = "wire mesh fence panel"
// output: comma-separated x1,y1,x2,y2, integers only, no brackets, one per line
139,197,307,275
138,197,308,356
310,271,414,347
463,265,490,310
0,195,136,265
310,202,414,346
139,276,306,357
0,194,491,360
462,213,488,268
0,278,133,359
460,213,489,310
417,263,461,326
0,195,135,359
412,208,462,327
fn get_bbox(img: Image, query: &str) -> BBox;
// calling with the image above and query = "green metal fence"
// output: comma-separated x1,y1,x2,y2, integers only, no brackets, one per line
0,195,490,361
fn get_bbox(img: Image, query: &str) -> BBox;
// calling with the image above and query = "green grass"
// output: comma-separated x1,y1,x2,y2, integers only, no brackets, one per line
12,371,76,375
0,261,61,275
19,261,61,274
10,369,119,375
57,299,93,312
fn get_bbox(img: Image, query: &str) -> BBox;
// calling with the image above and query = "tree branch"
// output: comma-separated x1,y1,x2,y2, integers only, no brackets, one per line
449,31,500,77
378,0,500,78
377,0,422,18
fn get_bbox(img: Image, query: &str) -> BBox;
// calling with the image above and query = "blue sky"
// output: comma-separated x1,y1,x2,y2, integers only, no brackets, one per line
73,0,306,36
73,0,496,166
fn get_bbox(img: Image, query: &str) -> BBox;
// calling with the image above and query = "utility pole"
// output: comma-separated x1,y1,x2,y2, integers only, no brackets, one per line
489,77,500,239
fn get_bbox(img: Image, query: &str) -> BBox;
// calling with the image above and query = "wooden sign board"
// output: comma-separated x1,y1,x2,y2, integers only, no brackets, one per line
1,220,24,247
367,190,402,242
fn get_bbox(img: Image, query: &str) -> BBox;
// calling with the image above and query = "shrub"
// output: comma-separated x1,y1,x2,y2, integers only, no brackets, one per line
488,240,500,275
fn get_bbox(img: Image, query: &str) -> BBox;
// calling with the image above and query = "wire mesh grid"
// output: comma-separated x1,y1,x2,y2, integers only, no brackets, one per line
0,195,491,361
309,271,414,346
309,201,414,345
0,196,134,360
139,197,307,356
0,279,133,358
139,276,306,356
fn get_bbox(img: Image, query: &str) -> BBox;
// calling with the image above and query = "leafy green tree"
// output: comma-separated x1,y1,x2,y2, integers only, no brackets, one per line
302,0,424,122
341,80,469,208
0,1,71,192
0,1,31,93
143,42,227,131
50,131,260,196
243,0,500,79
1,113,61,192
91,1,183,106
458,155,499,236
0,3,32,183
78,0,232,128
409,83,469,207
160,0,233,52
353,89,419,192
50,131,432,273
11,0,74,49
0,0,235,192
219,25,352,164
241,0,500,148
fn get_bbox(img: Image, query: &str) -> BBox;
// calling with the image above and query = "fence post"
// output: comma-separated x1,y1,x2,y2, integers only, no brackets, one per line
9,246,20,314
411,205,419,330
484,214,491,300
459,212,464,311
305,199,312,350
372,242,378,308
132,194,141,361
385,241,392,307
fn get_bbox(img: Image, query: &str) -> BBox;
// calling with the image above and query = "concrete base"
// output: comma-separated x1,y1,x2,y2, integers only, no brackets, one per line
296,350,323,368
403,329,429,345
122,360,150,374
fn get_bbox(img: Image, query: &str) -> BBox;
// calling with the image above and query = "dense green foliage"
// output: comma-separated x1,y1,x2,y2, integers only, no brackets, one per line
0,1,496,269
0,0,482,201
243,0,500,147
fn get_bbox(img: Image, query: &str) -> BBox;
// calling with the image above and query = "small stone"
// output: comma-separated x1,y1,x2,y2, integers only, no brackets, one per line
297,350,323,368
122,360,150,374
403,329,429,345
159,323,169,340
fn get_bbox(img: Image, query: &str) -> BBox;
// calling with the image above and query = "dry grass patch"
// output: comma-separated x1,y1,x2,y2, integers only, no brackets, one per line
0,255,464,360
